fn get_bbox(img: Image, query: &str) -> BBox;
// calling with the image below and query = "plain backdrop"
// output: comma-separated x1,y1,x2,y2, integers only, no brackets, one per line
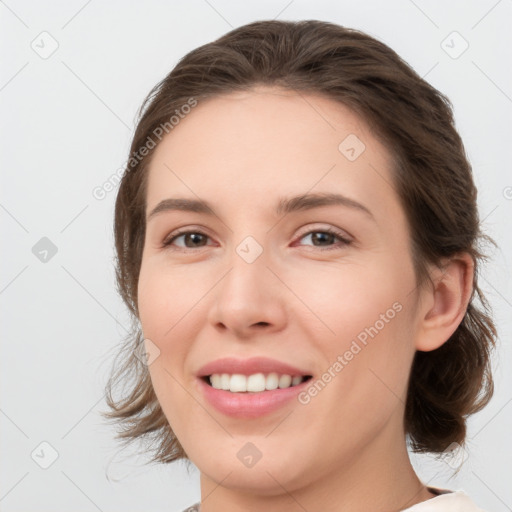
1,1,511,511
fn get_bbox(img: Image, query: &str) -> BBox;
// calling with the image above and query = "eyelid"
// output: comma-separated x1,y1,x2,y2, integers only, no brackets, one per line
294,223,353,242
161,225,215,247
161,223,353,251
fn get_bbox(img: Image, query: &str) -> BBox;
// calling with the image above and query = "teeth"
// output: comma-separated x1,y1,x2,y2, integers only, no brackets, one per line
230,374,247,392
291,375,302,386
210,374,222,389
220,373,230,390
208,373,307,392
279,374,292,388
266,372,279,390
247,373,266,392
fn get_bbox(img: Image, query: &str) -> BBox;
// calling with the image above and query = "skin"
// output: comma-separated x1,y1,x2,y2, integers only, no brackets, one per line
137,86,474,512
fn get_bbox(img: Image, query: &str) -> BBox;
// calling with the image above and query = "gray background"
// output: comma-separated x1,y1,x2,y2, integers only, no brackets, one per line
1,1,511,511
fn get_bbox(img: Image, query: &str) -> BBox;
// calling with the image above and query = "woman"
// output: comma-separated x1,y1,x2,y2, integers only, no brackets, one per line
103,20,497,511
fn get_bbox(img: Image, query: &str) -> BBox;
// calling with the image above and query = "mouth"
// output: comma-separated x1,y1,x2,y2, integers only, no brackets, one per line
196,357,314,418
202,373,313,393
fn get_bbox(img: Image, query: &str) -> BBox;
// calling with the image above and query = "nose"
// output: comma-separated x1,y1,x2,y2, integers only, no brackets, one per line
207,240,288,340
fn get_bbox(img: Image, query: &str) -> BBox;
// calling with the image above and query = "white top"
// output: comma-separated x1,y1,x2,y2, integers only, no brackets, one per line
182,487,487,511
402,487,487,511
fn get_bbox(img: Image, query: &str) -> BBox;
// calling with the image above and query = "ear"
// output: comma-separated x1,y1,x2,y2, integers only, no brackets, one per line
414,253,474,352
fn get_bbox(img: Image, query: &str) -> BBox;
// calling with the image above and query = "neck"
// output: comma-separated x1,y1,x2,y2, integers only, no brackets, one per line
198,414,434,512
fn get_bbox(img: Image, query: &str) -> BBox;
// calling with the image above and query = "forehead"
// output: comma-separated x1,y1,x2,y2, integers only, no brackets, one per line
145,87,400,221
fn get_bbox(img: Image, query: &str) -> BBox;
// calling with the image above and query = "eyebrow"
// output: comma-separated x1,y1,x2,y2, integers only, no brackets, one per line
146,192,375,222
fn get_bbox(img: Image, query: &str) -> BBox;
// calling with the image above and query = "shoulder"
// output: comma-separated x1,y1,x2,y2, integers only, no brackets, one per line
181,492,487,512
181,504,200,512
402,488,488,511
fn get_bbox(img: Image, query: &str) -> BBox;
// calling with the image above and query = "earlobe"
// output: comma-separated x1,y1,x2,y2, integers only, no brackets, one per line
415,253,474,352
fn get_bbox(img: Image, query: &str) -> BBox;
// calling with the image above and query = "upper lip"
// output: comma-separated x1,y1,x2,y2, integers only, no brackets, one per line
197,357,311,378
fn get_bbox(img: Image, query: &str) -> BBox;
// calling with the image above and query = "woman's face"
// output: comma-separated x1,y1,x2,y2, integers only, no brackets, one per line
138,87,425,494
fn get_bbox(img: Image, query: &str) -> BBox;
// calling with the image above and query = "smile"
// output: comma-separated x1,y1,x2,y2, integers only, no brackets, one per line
206,373,310,392
196,357,314,417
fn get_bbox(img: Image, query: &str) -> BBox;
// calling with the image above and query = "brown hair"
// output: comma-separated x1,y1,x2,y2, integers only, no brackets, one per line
102,19,497,462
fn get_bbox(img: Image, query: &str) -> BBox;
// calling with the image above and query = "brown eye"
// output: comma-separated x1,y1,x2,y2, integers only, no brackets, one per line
163,230,211,250
161,226,351,253
296,228,352,250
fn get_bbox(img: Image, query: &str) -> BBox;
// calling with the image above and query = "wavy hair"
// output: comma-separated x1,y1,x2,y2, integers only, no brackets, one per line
101,19,497,463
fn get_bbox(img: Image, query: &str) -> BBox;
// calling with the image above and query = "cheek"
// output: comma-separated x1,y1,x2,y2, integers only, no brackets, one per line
137,258,202,341
290,257,409,342
137,263,192,414
138,263,197,430
293,257,416,397
137,259,210,392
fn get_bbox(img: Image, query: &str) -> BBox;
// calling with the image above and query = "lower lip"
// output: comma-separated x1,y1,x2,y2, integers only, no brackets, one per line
198,377,310,418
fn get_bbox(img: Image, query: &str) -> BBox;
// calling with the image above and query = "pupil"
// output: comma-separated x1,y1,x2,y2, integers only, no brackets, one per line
313,232,333,245
183,232,334,248
186,233,204,247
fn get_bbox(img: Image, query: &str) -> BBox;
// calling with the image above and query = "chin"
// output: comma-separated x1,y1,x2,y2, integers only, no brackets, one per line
200,456,307,496
185,433,317,495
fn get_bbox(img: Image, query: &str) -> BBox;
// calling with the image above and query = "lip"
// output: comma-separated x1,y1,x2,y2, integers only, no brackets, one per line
198,376,311,418
196,357,313,418
196,356,311,378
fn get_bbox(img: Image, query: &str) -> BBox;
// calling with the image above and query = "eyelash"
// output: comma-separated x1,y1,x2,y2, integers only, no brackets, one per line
161,226,352,252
